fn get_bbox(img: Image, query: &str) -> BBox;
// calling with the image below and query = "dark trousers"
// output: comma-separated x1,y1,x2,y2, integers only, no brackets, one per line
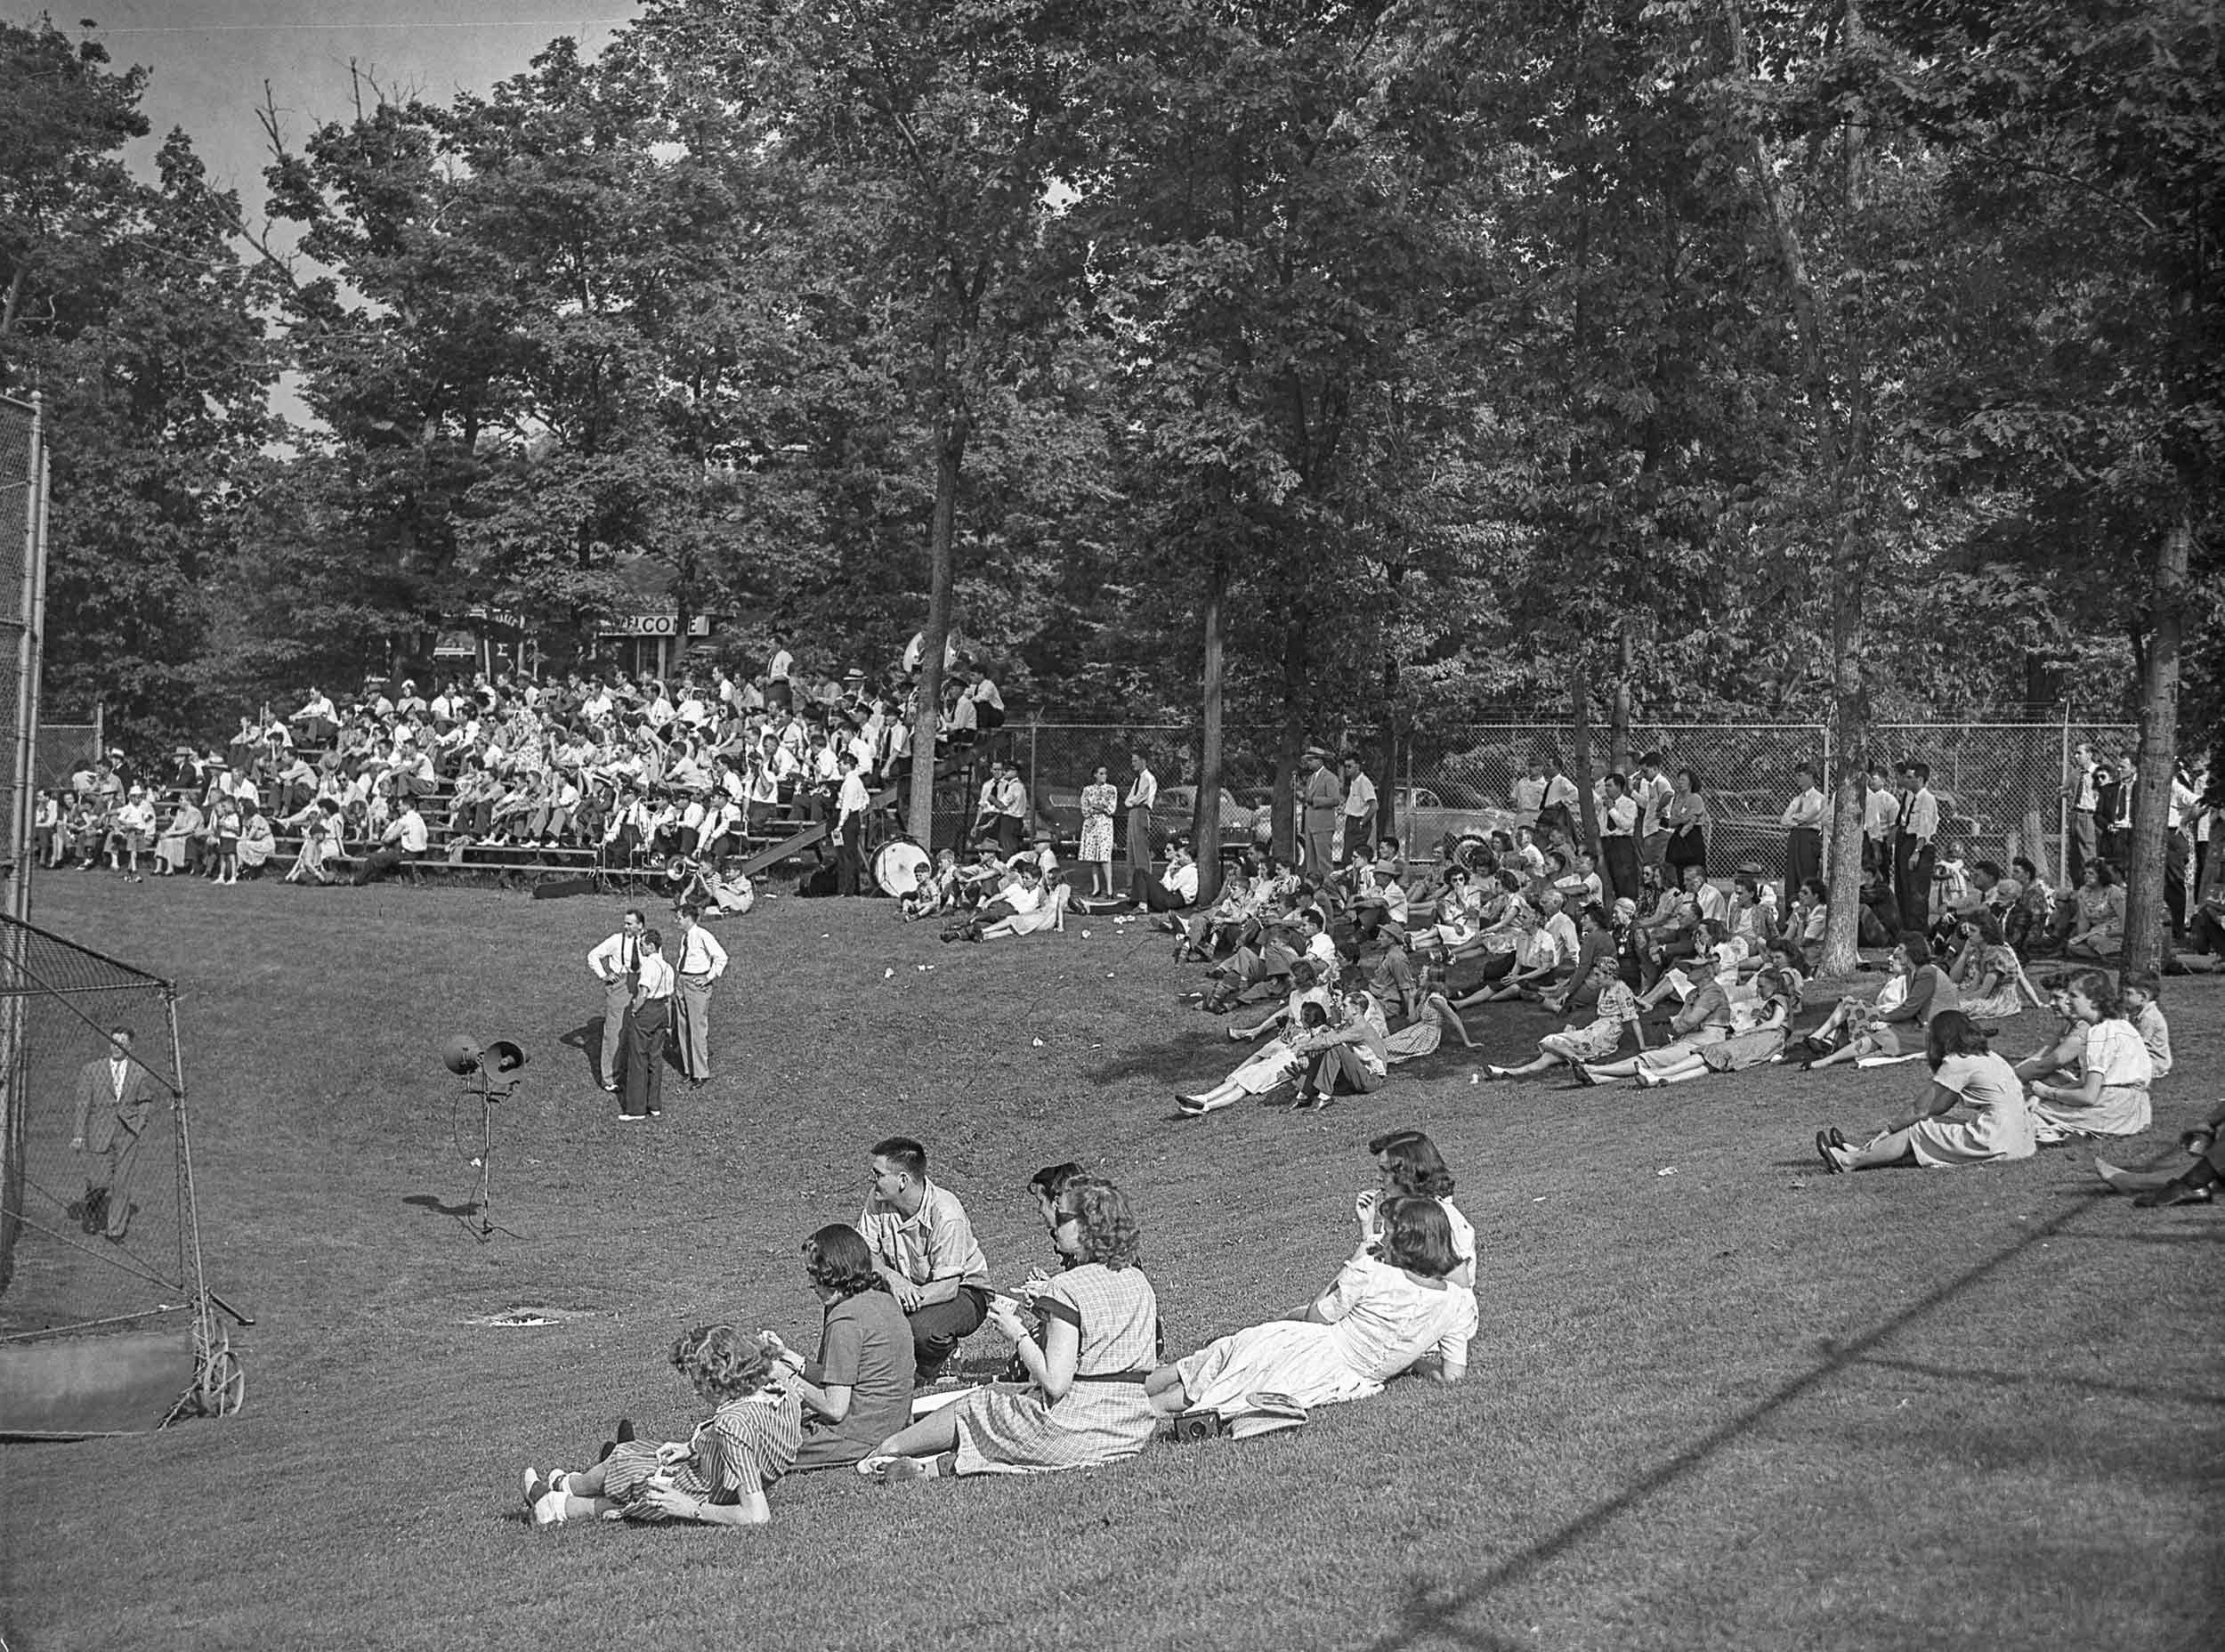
995,814,1023,857
354,846,407,885
1125,805,1153,878
836,819,863,895
1784,827,1823,911
84,1129,147,1239
623,997,670,1117
1601,836,1641,904
2068,810,2096,890
1894,833,1935,934
907,1284,989,1383
2165,828,2192,935
1129,870,1186,911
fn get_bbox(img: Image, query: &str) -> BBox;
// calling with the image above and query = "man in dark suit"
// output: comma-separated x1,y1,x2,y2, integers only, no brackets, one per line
69,1025,165,1242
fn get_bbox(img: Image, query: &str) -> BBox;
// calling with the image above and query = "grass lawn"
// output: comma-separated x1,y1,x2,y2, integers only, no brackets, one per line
2,873,2220,1652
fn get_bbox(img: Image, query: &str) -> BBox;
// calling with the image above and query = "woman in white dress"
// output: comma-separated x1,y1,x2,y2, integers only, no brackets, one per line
1145,1197,1474,1421
861,1177,1159,1481
2028,969,2152,1140
1815,1011,2035,1172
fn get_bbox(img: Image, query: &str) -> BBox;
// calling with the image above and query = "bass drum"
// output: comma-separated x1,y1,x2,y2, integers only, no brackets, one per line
871,837,932,898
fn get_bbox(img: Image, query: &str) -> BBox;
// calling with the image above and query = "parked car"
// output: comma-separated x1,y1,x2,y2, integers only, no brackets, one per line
1394,786,1517,857
1154,786,1258,852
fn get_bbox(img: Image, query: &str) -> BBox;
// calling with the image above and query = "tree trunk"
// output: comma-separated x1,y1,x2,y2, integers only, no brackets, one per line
1567,652,1602,863
1272,611,1307,861
1193,544,1227,905
1608,620,1633,775
2120,497,2189,971
1818,530,1872,976
1374,564,1404,840
906,403,967,843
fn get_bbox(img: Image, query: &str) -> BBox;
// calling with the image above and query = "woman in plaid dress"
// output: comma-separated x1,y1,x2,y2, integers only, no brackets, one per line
859,1177,1159,1480
522,1324,803,1527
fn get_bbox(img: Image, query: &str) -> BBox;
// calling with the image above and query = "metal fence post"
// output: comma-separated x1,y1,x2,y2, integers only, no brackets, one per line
2058,704,2072,888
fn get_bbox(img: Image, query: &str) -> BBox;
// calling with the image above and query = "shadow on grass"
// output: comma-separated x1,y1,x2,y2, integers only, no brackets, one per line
1363,1188,2132,1652
403,1193,481,1219
1851,1350,2225,1412
1089,1032,1226,1088
557,1019,606,1085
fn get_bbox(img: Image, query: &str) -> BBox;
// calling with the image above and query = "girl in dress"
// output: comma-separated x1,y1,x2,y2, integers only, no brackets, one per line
1538,903,1623,1015
758,1227,915,1472
1380,956,1474,1066
1355,1130,1477,1290
1145,1196,1473,1421
1815,1011,2035,1172
1484,976,1644,1081
2028,969,2152,1140
2062,862,2126,960
860,1176,1159,1481
1078,764,1119,900
1945,909,2035,1022
522,1324,804,1526
209,798,241,884
1574,969,1739,1086
1803,935,1960,1070
1605,964,1800,1089
236,805,275,879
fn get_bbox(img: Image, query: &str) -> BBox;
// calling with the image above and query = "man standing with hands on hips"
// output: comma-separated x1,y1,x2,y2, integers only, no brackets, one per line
1123,752,1157,885
670,903,728,1087
587,909,646,1093
622,929,676,1121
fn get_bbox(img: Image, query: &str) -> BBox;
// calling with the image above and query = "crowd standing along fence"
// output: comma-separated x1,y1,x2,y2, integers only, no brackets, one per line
1001,717,2138,885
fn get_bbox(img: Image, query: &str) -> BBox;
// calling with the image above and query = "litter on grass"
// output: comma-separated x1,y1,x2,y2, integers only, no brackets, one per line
1655,1166,1679,1178
463,1305,589,1328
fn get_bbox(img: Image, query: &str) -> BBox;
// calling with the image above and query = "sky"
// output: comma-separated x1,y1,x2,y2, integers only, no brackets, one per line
12,2,643,198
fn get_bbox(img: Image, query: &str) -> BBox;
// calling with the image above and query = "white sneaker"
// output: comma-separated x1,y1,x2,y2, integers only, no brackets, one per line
1177,1092,1236,1115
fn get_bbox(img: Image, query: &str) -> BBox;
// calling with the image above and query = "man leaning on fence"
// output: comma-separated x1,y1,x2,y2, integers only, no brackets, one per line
70,1025,163,1243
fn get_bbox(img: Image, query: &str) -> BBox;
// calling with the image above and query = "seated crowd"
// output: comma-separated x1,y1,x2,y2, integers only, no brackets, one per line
30,646,1015,893
519,1129,1477,1524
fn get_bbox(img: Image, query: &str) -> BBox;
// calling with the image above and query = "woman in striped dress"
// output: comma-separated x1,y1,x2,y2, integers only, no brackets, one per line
523,1324,805,1526
861,1177,1159,1480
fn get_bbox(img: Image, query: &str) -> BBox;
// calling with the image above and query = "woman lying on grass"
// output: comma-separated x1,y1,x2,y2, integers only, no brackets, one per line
1813,1010,2035,1173
1144,1195,1474,1422
858,1176,1159,1483
523,1324,803,1527
1482,976,1645,1081
2027,969,2152,1141
1571,966,1739,1087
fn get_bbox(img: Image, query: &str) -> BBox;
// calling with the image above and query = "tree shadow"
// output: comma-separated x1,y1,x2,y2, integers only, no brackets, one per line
1089,1031,1227,1087
1359,1190,2135,1651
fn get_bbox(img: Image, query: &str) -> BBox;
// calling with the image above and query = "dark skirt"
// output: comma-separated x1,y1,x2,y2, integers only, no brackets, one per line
1665,824,1708,878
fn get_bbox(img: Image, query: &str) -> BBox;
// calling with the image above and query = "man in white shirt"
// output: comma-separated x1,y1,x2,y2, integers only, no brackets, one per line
353,800,428,884
670,903,730,1085
1124,754,1158,882
993,764,1030,858
765,631,794,711
1128,841,1200,912
1511,761,1547,830
289,687,338,744
835,753,873,896
1894,761,1941,932
2065,741,2099,888
1340,755,1379,857
1780,762,1826,910
969,672,1005,732
1633,752,1674,869
107,788,157,879
587,910,647,1094
1861,763,1897,879
622,928,676,1120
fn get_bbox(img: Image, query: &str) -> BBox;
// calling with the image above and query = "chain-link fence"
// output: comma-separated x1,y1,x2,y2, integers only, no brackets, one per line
0,394,44,922
36,716,101,795
1007,716,2139,881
